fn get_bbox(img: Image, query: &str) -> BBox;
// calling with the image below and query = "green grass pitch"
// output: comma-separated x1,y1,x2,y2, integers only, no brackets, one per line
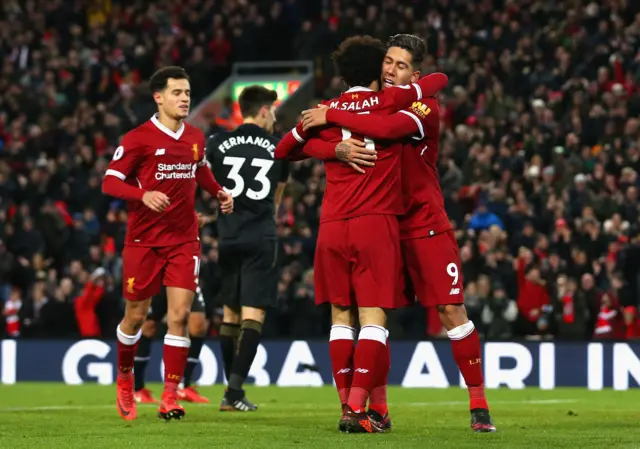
0,384,638,448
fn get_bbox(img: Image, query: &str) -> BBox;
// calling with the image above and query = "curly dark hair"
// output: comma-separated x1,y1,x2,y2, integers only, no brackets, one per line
386,34,427,68
332,35,386,88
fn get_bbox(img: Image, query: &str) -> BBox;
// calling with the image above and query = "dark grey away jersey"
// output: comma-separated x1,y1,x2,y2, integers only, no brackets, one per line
207,124,289,242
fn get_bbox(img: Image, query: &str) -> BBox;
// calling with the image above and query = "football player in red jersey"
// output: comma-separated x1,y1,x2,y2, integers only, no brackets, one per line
102,66,233,421
275,36,448,434
300,34,495,433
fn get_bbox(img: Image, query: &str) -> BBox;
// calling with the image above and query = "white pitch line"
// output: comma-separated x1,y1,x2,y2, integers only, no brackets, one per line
402,399,578,406
0,399,577,413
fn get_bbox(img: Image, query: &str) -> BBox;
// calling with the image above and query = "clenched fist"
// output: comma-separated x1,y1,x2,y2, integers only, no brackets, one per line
142,191,170,212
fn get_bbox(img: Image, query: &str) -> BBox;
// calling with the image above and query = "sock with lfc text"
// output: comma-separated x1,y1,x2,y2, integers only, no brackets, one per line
116,324,141,377
347,325,387,414
329,325,356,406
163,334,190,395
183,336,204,388
448,321,488,410
133,334,151,391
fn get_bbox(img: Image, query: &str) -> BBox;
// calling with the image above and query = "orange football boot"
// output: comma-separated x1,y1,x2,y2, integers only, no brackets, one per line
134,388,158,404
177,386,210,403
116,373,136,421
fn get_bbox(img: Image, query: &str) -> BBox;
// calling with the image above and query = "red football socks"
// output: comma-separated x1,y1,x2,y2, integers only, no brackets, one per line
116,324,141,375
329,325,356,406
368,334,390,416
163,334,190,392
347,325,387,414
448,321,488,410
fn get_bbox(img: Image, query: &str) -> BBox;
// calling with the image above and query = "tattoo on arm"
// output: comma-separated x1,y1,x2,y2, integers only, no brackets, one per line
335,142,350,161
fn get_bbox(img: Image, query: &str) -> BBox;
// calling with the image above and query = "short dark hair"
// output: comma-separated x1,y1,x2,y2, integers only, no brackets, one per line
386,34,427,68
238,85,278,118
149,66,190,93
332,35,386,88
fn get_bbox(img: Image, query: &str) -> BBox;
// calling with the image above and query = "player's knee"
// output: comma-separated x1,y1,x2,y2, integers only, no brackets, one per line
124,304,150,330
438,304,469,330
141,319,157,337
167,307,190,328
241,318,263,335
223,306,241,324
188,313,208,337
241,306,265,324
331,305,356,327
358,307,387,327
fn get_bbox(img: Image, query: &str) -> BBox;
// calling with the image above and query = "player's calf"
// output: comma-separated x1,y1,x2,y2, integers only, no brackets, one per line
347,308,387,414
222,307,264,407
178,311,209,403
115,299,150,421
329,305,357,408
439,304,496,432
368,329,390,419
162,287,193,416
116,324,143,421
134,320,156,396
330,325,356,406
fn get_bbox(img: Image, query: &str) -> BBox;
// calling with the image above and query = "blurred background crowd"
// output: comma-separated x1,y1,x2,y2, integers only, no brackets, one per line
1,0,640,340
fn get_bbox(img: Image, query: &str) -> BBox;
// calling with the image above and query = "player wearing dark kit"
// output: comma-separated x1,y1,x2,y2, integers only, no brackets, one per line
207,85,289,411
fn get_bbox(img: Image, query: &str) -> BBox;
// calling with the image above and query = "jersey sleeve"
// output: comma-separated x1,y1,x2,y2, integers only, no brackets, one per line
409,97,440,141
301,137,336,160
274,122,308,160
386,72,448,110
102,133,146,201
105,133,145,181
325,108,420,140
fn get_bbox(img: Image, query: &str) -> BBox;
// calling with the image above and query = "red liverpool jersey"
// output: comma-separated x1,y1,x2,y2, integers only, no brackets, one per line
105,115,206,247
397,97,451,239
312,84,423,222
321,96,451,238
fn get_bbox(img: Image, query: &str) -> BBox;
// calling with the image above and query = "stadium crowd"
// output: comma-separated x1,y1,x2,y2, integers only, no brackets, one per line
1,0,640,340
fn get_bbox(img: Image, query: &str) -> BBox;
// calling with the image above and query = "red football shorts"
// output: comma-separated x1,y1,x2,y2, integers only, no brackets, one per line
122,241,201,301
402,230,464,307
314,214,403,309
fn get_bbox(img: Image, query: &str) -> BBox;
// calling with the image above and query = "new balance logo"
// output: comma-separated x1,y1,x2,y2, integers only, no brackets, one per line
336,368,352,374
355,368,369,374
449,288,460,295
155,148,166,156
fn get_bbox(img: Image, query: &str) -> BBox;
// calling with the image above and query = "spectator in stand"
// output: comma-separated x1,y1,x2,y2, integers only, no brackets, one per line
0,0,639,338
